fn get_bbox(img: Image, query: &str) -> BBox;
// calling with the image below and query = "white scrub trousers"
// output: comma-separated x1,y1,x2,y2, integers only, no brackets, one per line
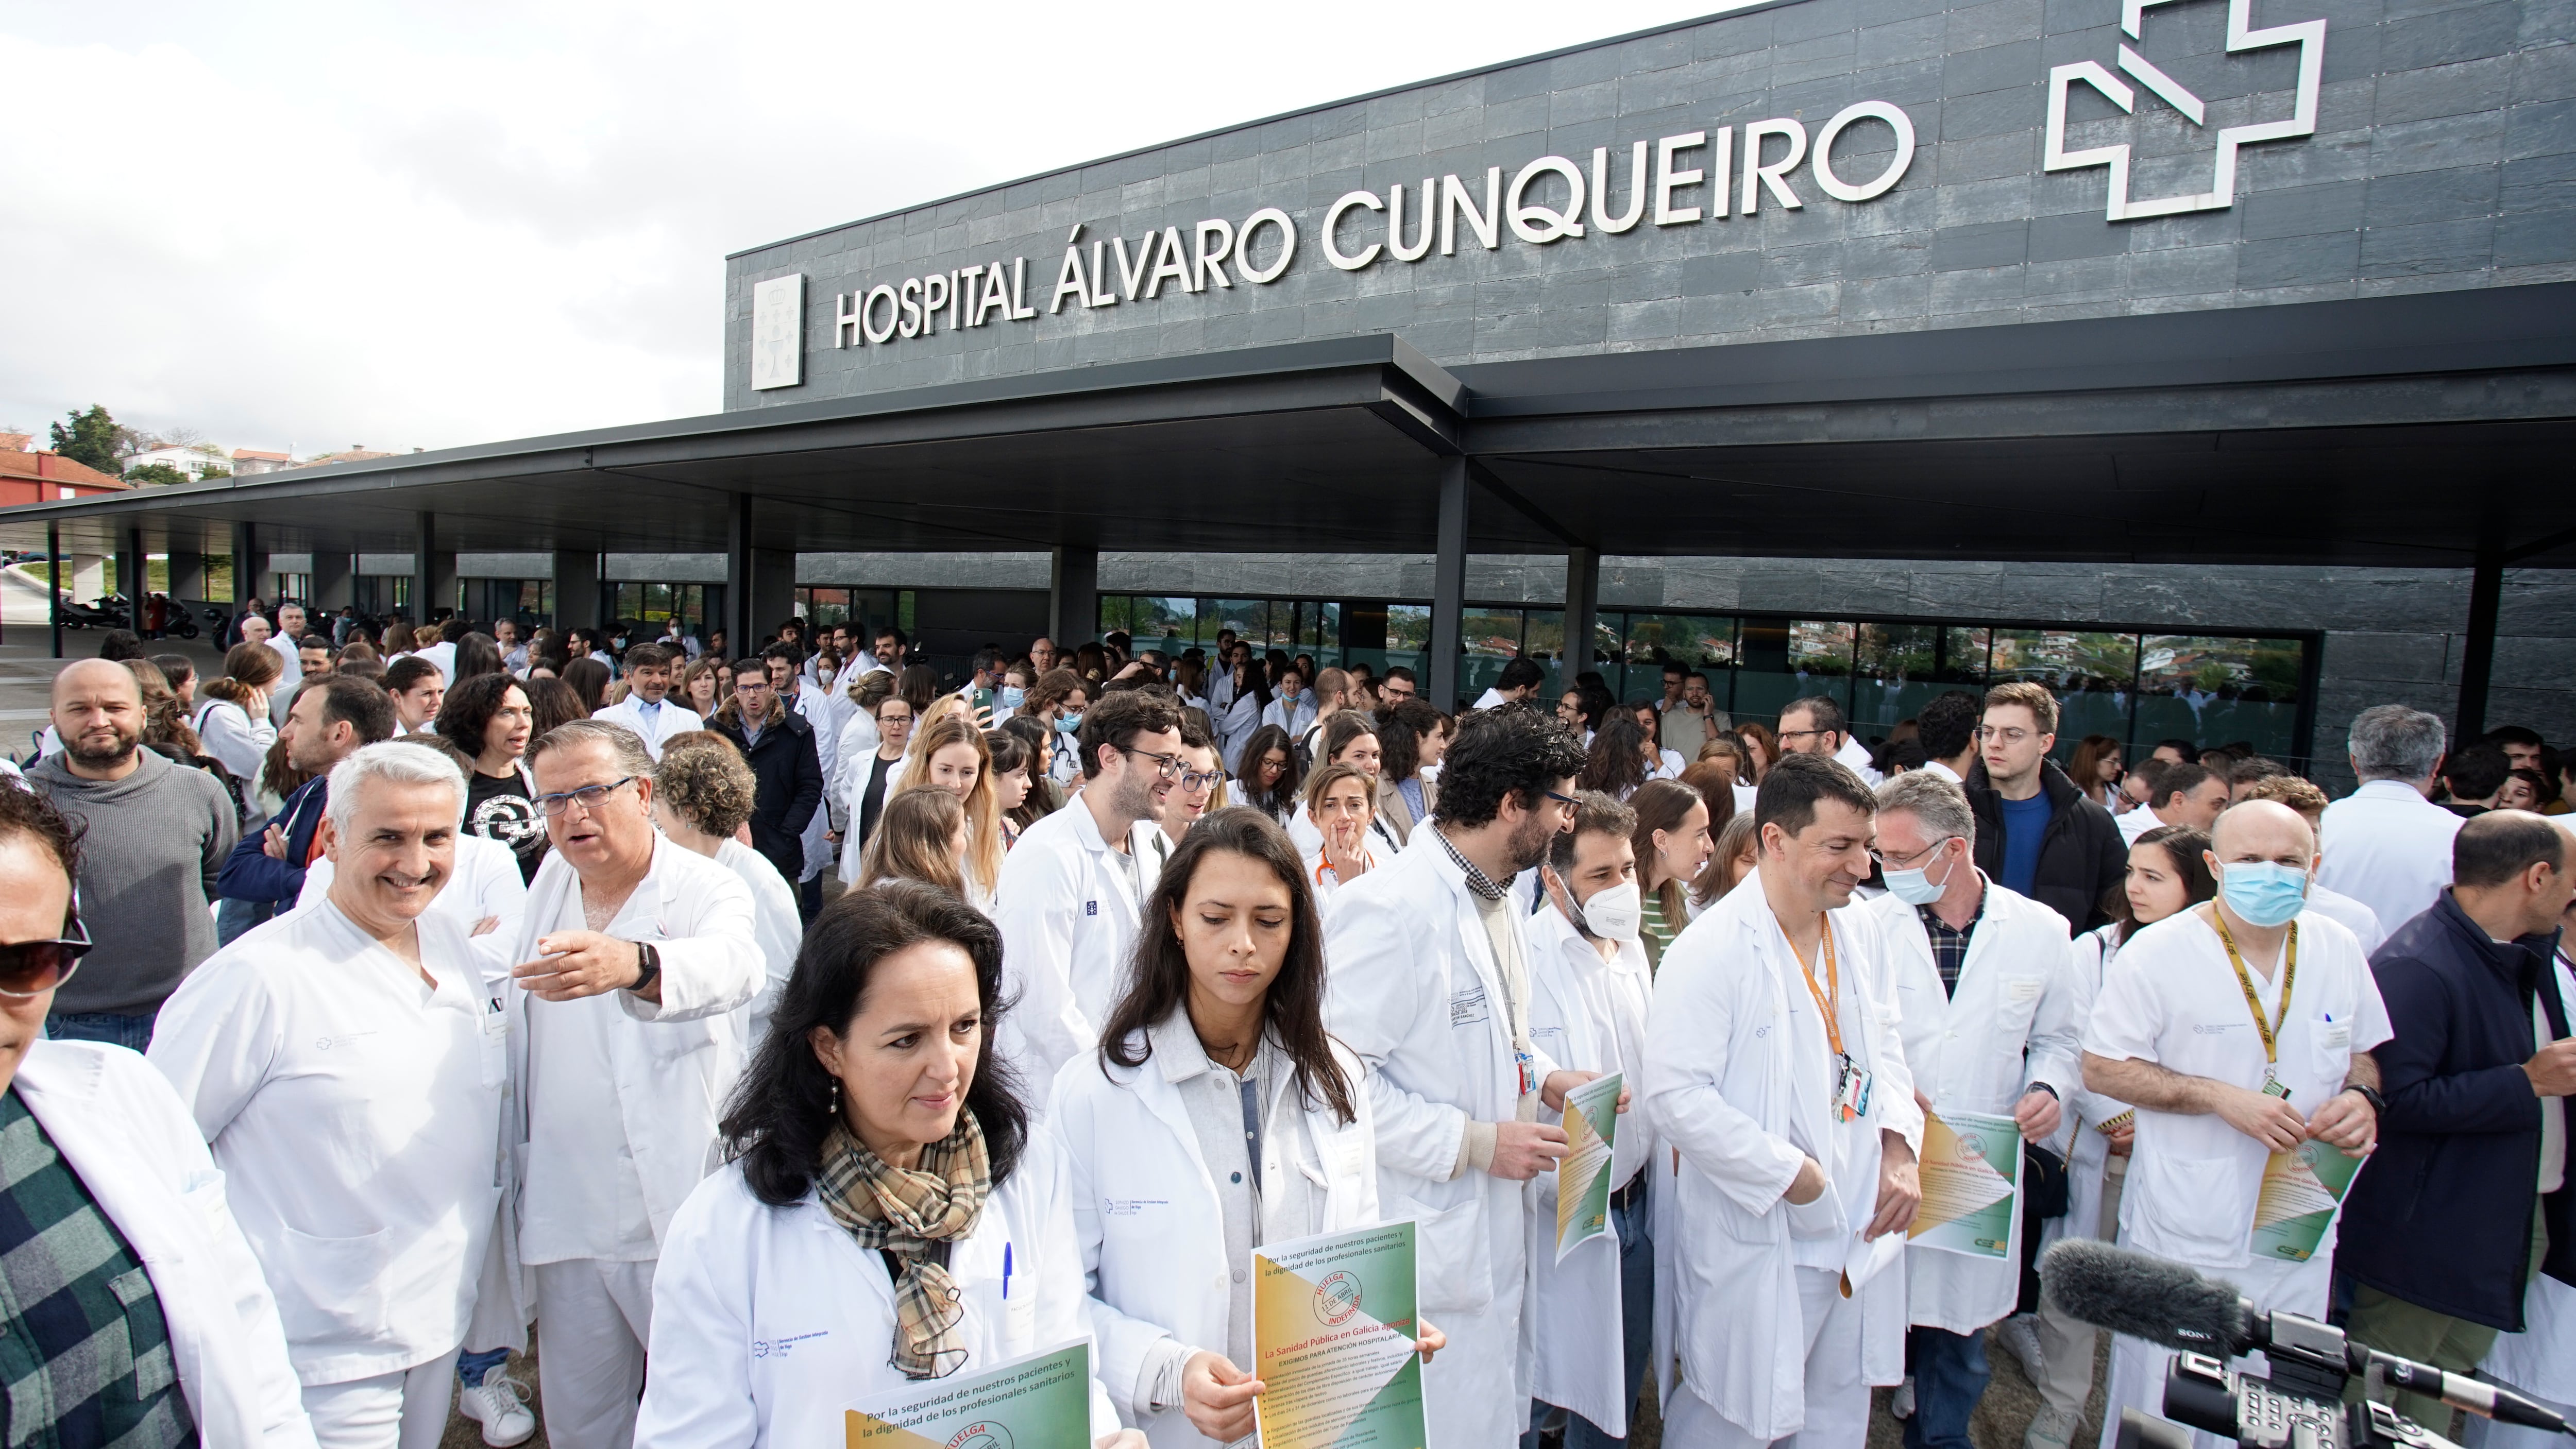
300,1348,461,1449
1662,1266,1868,1448
534,1258,657,1449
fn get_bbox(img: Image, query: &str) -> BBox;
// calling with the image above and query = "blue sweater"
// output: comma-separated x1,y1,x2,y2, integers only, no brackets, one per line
214,776,329,907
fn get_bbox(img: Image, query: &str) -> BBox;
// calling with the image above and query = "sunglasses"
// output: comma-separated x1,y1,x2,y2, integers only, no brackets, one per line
0,915,93,999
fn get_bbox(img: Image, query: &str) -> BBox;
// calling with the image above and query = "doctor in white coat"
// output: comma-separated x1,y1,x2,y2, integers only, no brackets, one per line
589,643,702,761
649,731,806,1047
1642,753,1924,1449
295,735,529,995
0,784,319,1447
1861,772,2080,1449
991,690,1183,1087
1053,809,1437,1448
1324,704,1592,1449
1526,793,1655,1448
154,744,503,1449
635,884,1141,1448
504,720,765,1449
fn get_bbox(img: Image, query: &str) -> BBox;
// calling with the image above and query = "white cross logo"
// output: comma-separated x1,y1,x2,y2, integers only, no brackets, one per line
2043,0,2327,221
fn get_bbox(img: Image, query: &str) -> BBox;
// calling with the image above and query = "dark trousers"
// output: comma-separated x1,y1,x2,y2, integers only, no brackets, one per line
45,1011,157,1053
1903,1325,1992,1449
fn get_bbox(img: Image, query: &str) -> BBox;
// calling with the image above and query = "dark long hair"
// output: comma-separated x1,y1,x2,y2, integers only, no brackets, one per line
2110,825,2216,942
1233,724,1300,819
1579,709,1650,797
1376,700,1447,785
562,657,612,713
722,882,1028,1206
453,632,504,684
1097,808,1356,1123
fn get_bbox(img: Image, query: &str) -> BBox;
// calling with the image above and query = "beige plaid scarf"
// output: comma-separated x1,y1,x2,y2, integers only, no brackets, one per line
816,1112,993,1379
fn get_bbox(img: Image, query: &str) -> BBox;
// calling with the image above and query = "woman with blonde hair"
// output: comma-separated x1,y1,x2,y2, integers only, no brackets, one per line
1692,810,1762,914
904,712,1005,905
855,786,970,900
1296,760,1379,901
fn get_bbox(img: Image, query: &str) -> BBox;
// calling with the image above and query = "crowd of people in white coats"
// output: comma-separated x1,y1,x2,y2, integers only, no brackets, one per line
1,607,2569,1449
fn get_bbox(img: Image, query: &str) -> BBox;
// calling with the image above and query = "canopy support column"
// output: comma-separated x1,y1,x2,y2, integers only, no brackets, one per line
1562,545,1598,694
2456,548,2503,742
1050,548,1098,646
46,522,60,660
1430,457,1467,711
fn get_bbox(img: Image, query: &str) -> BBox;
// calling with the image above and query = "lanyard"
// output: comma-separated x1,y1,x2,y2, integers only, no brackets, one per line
1787,916,1845,1060
2213,911,2297,1080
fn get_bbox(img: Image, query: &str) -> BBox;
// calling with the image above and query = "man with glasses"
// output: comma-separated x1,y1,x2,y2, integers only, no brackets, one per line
1325,704,1591,1449
991,687,1184,1085
0,783,316,1445
1963,682,2126,932
1778,694,1884,787
505,720,762,1449
1862,772,2081,1449
712,657,824,921
1378,666,1418,708
28,659,240,1050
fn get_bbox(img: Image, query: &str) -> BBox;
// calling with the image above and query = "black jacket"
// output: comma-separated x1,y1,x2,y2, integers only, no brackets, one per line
2337,894,2572,1329
1963,758,2127,932
713,705,823,886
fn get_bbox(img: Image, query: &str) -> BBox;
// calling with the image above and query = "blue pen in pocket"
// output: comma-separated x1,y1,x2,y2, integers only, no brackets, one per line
1002,1242,1012,1301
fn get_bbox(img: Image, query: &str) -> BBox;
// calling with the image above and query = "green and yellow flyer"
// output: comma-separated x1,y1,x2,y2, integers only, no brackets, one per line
1253,1221,1427,1449
1555,1071,1624,1263
1908,1108,2021,1259
844,1339,1094,1448
2251,1140,2363,1262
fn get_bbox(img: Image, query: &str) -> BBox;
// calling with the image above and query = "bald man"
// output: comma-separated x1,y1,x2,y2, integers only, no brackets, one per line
2082,799,2392,1448
24,659,239,1049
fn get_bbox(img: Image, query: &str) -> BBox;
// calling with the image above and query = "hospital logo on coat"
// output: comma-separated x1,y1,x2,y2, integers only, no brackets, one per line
1314,1270,1364,1326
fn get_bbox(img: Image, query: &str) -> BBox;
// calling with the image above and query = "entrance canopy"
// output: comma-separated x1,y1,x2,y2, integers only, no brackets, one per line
7,280,2573,722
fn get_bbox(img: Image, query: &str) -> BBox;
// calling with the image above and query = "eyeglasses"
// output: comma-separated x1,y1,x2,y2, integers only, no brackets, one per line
532,776,638,818
1120,747,1185,780
1977,725,2035,745
1774,728,1831,743
1178,768,1223,791
0,915,92,999
1870,836,1958,871
1541,789,1580,809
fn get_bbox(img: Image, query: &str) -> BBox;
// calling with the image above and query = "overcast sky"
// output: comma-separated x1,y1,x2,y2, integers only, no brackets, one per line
0,1,1731,459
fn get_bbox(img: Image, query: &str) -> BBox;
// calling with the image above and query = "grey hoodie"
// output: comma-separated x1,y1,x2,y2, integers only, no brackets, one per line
27,746,239,1016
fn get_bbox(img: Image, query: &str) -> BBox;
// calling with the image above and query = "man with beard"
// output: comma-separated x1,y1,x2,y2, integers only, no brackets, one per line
991,686,1183,1086
28,659,239,1049
1324,703,1591,1449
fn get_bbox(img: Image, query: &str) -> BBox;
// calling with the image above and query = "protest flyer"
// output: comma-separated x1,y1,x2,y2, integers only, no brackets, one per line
843,1339,1093,1449
1907,1108,2021,1259
1253,1221,1427,1449
1555,1071,1624,1263
2251,1140,2363,1263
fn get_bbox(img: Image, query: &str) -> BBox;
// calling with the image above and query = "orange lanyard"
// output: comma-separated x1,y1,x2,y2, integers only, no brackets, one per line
1788,916,1845,1059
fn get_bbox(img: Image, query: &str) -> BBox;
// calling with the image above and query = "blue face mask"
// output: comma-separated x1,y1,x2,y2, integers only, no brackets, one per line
1056,711,1082,735
999,686,1026,710
2219,861,2309,928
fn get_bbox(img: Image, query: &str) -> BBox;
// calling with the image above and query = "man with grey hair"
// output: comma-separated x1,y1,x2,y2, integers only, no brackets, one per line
505,719,762,1449
151,740,503,1444
1861,770,2082,1449
28,658,238,1049
2320,704,2464,925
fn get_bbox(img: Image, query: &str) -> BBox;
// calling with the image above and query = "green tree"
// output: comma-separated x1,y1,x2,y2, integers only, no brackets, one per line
125,463,189,488
48,405,122,474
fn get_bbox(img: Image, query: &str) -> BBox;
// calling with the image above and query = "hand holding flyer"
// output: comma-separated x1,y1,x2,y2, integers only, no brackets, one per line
1907,1108,2022,1259
1253,1221,1427,1449
1555,1071,1624,1263
2250,1140,2362,1262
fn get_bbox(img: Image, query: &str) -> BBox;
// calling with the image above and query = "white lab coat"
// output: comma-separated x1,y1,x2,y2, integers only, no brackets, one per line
631,1134,1123,1446
2304,883,2387,957
12,1040,319,1446
1523,905,1656,1439
991,800,1157,1088
1641,877,1923,1444
791,678,839,882
506,836,765,1252
296,831,529,994
836,747,908,887
149,902,503,1387
192,696,276,786
1216,695,1263,774
2317,779,2461,932
1050,1029,1381,1446
2041,926,2136,1265
715,837,803,1048
590,696,704,761
1866,876,2081,1334
1834,734,1886,787
1322,831,1558,1449
1260,692,1316,741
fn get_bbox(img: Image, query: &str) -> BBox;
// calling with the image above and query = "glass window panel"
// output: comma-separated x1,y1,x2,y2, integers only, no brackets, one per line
1853,622,1946,738
2136,635,2306,760
1788,620,1855,678
1939,627,1993,684
1732,619,1798,726
1990,629,2137,754
1207,600,1264,646
1384,604,1432,652
1096,596,1133,636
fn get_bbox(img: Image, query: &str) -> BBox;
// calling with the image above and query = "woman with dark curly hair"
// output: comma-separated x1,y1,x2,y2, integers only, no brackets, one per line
634,884,1138,1445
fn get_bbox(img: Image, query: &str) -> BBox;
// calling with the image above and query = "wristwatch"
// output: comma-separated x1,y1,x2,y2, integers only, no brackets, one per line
2344,1082,2385,1114
628,941,662,996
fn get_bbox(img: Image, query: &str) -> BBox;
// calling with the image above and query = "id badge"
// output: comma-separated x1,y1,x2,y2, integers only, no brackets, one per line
1840,1062,1874,1121
2261,1075,2293,1101
1516,1048,1536,1098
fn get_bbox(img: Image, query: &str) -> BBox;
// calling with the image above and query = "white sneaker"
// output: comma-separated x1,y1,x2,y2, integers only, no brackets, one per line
1891,1375,1916,1419
2024,1405,2081,1449
457,1365,536,1448
1997,1312,2047,1384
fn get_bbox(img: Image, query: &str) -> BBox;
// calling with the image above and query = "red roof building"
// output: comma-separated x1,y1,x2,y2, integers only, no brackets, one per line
0,449,130,506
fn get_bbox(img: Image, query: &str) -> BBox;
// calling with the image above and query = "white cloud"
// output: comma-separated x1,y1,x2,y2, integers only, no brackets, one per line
0,0,1720,456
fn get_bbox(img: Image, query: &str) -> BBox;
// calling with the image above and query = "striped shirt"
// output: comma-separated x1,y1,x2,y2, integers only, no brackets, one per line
0,1088,194,1448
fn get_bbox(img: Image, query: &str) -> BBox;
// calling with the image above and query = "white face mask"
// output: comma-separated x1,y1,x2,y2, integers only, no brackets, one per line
1576,880,1644,942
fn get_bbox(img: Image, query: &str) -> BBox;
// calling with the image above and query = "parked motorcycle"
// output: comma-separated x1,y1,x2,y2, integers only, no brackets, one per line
57,593,130,630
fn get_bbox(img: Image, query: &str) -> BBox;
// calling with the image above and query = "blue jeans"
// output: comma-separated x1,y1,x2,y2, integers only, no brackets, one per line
457,1347,510,1387
1522,1178,1656,1448
44,1011,157,1052
1903,1324,1992,1449
215,896,274,947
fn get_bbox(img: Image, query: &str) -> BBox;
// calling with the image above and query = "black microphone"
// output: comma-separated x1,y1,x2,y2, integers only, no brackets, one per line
2040,1240,2576,1438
